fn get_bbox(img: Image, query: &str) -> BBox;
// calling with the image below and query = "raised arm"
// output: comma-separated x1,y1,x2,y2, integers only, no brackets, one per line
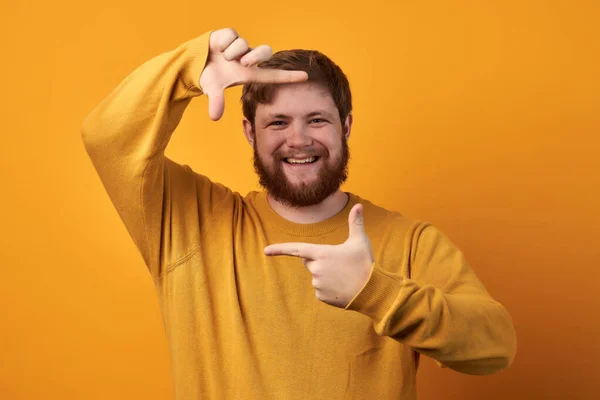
82,29,307,277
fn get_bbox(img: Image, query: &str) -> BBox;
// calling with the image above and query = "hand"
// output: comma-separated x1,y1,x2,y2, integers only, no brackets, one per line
199,28,308,121
264,204,375,308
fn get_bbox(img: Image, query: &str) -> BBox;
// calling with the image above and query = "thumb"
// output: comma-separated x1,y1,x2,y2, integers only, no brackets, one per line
348,204,367,239
205,87,225,121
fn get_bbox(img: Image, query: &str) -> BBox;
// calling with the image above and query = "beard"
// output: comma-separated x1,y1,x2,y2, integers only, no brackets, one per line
253,136,350,208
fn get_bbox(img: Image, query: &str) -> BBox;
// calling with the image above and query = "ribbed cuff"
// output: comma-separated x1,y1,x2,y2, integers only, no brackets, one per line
344,262,406,323
180,31,212,93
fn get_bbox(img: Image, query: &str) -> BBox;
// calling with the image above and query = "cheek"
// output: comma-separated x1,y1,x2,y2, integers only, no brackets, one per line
257,140,282,160
317,128,343,149
322,137,343,157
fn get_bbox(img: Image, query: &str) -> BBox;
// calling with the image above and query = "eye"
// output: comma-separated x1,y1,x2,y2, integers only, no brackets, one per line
309,118,327,124
269,120,287,127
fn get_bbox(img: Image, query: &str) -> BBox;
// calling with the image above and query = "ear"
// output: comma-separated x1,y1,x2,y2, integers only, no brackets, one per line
242,118,255,147
343,113,353,140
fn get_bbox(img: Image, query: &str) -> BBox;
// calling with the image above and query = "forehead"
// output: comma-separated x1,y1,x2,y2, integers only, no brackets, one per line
255,82,338,119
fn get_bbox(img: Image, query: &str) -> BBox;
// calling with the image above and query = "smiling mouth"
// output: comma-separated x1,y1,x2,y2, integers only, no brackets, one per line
283,157,319,165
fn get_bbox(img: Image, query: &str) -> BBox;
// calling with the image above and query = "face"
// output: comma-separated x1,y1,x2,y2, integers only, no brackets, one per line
243,82,352,208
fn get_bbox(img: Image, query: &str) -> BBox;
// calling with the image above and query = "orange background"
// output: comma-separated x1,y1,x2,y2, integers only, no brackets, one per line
1,0,599,399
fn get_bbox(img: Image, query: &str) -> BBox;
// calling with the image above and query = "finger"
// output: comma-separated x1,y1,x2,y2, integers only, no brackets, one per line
210,28,239,52
348,203,367,238
264,242,319,259
315,289,326,302
223,37,250,61
249,68,309,84
239,44,272,67
205,88,225,121
311,276,321,289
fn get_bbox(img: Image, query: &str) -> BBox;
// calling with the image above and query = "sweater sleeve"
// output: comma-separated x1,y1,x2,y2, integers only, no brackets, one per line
345,223,517,375
81,31,234,277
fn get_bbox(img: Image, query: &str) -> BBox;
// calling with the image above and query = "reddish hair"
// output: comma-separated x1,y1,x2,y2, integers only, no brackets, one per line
241,49,352,127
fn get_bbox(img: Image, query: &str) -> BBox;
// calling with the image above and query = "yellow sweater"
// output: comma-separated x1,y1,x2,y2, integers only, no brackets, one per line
81,31,516,400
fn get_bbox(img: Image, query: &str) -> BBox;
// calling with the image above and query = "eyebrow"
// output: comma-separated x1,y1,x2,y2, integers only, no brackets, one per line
267,111,335,120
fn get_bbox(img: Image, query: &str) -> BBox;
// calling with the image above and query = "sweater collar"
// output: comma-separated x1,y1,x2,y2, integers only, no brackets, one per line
252,191,360,237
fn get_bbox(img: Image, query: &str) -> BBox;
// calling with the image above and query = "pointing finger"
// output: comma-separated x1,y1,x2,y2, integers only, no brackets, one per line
250,68,309,84
264,242,320,259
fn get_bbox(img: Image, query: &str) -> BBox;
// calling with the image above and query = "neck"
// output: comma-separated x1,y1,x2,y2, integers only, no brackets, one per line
266,190,349,224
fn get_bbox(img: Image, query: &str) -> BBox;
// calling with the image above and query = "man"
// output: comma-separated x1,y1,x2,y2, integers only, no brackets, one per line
82,28,516,399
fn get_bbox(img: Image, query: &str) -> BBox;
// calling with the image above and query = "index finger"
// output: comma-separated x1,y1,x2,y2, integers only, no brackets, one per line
250,68,309,84
264,242,318,259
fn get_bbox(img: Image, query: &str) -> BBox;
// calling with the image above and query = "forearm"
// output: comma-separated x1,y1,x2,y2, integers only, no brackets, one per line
347,267,516,375
80,32,212,272
81,32,210,165
346,224,517,375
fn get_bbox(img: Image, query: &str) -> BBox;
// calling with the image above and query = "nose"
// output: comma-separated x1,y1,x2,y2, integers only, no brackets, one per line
285,122,313,148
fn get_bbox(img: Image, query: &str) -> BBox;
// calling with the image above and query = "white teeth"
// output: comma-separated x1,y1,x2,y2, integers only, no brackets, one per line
286,157,317,164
